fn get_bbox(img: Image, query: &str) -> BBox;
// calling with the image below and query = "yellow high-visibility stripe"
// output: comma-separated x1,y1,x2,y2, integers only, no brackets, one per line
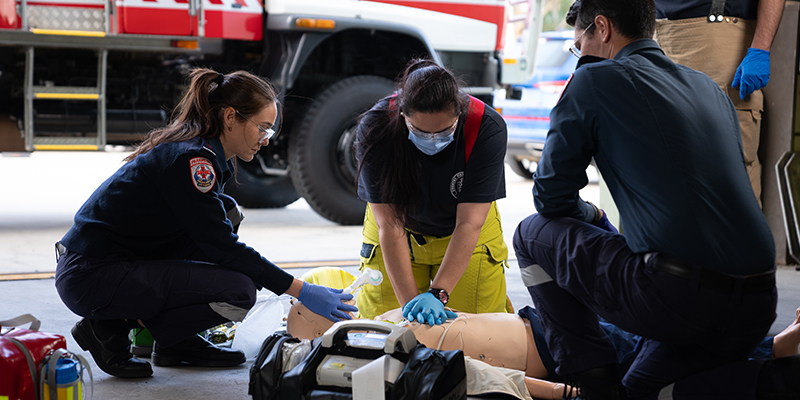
34,145,100,151
34,93,99,100
31,28,106,37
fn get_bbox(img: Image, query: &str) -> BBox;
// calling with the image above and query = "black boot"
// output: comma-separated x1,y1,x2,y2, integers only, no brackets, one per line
71,318,153,378
151,334,246,367
757,355,800,399
571,363,626,400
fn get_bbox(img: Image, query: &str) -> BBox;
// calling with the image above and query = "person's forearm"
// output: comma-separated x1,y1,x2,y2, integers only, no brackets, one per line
431,202,491,293
431,220,482,294
751,0,785,51
379,231,419,305
284,278,303,298
371,203,420,305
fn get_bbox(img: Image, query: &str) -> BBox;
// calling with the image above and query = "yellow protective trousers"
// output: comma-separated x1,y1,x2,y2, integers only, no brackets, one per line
356,201,510,319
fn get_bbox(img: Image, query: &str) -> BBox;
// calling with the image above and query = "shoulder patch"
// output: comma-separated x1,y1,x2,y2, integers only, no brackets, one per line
190,157,216,193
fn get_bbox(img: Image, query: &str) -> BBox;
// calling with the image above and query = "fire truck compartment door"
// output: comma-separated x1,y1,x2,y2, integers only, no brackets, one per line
118,0,196,36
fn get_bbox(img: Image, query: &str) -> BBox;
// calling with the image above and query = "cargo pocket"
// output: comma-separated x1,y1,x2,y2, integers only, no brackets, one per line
736,108,762,165
484,233,509,269
472,239,510,314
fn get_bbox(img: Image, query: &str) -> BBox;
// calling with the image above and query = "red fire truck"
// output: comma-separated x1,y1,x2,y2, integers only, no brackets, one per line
0,0,541,224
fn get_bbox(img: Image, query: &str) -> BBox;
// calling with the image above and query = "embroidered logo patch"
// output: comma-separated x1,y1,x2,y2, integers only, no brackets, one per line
450,171,464,199
190,157,215,193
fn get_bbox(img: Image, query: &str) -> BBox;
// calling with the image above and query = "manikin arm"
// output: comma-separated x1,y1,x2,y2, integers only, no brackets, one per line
525,377,579,399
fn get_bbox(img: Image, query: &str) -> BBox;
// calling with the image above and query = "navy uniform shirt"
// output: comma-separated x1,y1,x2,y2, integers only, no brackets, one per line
357,95,507,237
533,39,774,274
656,0,759,20
60,136,294,294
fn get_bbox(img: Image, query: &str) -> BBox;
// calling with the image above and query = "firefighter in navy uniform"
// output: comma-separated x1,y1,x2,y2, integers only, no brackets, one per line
54,68,357,379
354,59,511,324
512,1,800,399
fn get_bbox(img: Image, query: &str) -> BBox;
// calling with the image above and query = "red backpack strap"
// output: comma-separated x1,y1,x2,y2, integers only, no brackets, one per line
464,95,484,164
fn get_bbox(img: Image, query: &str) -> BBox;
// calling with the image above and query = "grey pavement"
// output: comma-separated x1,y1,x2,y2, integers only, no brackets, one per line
2,151,799,399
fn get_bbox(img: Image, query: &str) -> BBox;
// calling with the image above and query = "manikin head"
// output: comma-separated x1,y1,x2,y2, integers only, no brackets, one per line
287,299,358,339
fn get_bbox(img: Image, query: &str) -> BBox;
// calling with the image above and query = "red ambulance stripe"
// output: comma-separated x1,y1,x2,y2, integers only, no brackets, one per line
364,0,503,27
364,0,504,49
25,2,103,7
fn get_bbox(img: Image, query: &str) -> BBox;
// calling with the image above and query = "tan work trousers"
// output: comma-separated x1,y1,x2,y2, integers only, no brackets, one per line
655,17,763,206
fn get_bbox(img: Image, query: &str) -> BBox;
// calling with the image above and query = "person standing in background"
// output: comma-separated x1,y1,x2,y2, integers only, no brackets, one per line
654,0,785,206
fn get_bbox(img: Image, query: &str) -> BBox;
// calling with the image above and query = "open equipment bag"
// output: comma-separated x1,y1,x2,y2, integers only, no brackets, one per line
249,320,466,400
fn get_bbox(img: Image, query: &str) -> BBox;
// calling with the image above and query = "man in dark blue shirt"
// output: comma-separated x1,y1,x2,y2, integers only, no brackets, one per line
513,0,798,398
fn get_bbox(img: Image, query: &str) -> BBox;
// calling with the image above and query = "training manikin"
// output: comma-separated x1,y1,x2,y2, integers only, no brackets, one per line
287,299,573,400
284,267,800,400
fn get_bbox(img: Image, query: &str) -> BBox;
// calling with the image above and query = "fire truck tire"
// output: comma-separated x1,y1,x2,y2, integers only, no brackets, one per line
223,164,300,209
289,75,395,225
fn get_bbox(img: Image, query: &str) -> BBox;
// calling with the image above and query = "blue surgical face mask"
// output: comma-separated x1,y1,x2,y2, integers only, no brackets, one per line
408,131,455,155
403,114,458,156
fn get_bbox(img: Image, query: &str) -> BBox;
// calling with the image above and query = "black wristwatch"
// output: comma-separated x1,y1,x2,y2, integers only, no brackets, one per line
428,288,449,305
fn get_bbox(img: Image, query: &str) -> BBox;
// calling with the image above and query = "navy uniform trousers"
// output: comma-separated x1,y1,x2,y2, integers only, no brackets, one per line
513,213,777,399
54,194,255,348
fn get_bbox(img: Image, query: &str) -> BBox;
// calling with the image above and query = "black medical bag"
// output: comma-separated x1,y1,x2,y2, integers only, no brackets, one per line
249,320,466,400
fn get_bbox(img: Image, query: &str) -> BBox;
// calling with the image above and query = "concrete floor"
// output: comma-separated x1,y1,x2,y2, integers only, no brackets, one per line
4,264,800,400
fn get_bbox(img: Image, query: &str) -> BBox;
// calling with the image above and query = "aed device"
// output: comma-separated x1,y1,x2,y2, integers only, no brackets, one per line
316,355,373,387
314,321,416,388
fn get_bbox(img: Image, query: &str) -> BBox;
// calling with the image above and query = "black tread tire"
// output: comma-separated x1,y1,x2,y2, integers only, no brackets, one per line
223,163,300,208
289,76,395,225
508,158,536,180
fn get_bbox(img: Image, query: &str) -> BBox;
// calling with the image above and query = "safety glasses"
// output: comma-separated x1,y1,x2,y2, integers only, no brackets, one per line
236,110,276,142
402,114,459,139
569,21,595,58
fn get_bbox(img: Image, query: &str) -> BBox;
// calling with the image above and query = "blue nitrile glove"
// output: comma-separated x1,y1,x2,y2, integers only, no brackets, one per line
297,282,358,322
596,211,619,234
732,48,770,100
402,293,458,326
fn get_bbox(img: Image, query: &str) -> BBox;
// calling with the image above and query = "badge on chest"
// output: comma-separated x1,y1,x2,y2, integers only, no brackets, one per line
450,171,464,199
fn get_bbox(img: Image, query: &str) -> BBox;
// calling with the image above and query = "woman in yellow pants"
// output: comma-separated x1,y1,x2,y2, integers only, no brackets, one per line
354,58,510,323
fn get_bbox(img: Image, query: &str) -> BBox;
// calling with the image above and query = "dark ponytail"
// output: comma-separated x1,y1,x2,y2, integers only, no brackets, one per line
125,68,277,161
355,59,464,227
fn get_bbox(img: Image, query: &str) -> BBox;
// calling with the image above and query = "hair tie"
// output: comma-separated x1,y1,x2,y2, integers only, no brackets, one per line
214,73,225,86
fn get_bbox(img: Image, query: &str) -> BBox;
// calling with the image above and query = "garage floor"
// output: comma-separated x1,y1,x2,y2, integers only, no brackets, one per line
3,263,800,400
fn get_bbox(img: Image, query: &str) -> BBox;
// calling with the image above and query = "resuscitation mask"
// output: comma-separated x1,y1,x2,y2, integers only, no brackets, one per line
404,115,458,156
